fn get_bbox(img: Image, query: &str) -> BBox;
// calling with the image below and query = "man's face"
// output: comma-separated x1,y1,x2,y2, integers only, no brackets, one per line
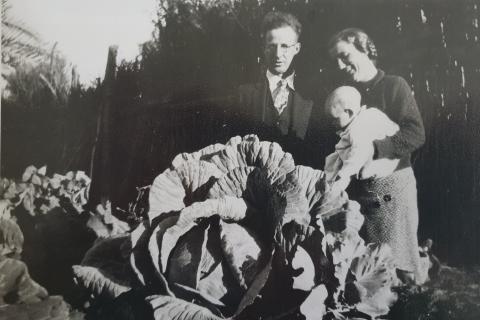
264,26,300,76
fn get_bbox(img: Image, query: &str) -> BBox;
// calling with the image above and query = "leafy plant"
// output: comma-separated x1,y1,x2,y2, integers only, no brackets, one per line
75,135,400,319
0,257,48,305
0,165,90,216
0,208,49,308
1,165,130,240
0,218,23,258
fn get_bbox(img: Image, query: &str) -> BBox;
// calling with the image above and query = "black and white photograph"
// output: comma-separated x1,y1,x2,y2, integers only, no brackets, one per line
1,0,480,319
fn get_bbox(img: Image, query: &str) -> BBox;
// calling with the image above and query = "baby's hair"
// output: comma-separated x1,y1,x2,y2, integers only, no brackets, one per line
324,86,362,113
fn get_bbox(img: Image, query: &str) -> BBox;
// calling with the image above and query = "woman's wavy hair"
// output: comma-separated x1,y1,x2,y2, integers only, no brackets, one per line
328,28,378,65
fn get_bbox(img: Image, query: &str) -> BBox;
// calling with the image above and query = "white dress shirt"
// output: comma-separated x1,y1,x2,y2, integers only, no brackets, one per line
266,70,295,115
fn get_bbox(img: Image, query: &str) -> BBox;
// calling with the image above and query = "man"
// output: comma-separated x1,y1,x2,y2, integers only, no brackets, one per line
235,11,315,164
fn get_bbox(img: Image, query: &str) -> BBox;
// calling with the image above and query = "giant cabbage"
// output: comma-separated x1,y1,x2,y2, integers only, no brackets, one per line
75,135,399,319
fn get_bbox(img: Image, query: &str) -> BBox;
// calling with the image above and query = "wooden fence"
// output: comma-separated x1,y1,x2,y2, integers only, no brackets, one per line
3,0,480,265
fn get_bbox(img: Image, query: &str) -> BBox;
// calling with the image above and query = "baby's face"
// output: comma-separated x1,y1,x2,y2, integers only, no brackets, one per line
327,103,353,130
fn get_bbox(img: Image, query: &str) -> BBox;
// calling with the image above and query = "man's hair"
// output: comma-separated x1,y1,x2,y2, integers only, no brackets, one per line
324,86,362,113
328,28,378,65
261,11,302,39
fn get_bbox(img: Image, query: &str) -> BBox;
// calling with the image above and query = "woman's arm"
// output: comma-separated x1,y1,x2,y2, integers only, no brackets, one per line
373,77,425,159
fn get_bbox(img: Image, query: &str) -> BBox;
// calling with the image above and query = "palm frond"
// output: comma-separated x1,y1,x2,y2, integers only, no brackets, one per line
1,0,45,65
2,20,41,43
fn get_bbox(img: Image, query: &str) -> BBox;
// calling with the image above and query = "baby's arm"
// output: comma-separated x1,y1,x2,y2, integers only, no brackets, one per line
324,152,342,182
336,136,375,182
328,135,374,194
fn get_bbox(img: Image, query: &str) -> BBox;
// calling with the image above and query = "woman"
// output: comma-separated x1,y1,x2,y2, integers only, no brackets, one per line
327,28,426,283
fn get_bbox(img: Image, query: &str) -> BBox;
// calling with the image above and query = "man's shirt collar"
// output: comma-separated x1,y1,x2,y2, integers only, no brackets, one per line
266,70,295,92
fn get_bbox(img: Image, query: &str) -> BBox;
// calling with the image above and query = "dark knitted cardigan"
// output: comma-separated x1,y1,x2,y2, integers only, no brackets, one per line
356,69,425,170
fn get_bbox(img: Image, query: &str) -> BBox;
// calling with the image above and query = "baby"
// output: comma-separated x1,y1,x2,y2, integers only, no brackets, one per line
324,86,400,193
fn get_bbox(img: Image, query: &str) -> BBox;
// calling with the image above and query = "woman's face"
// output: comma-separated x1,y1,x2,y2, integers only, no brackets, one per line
329,40,375,83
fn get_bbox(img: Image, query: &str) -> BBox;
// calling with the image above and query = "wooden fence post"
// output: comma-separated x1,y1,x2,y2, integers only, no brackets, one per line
89,45,118,207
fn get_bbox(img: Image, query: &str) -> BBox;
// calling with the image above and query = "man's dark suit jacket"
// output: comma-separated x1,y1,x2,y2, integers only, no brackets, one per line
233,75,315,165
229,72,337,168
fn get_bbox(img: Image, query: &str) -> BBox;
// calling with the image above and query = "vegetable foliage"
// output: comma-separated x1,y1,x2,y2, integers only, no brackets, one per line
75,135,400,319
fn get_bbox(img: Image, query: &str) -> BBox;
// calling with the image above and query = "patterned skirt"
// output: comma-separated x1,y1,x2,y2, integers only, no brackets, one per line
352,167,420,275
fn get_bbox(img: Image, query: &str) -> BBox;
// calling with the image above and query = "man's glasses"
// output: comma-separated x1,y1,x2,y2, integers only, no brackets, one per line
265,43,298,53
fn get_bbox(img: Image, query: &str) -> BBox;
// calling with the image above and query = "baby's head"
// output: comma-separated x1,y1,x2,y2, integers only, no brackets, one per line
325,86,362,129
